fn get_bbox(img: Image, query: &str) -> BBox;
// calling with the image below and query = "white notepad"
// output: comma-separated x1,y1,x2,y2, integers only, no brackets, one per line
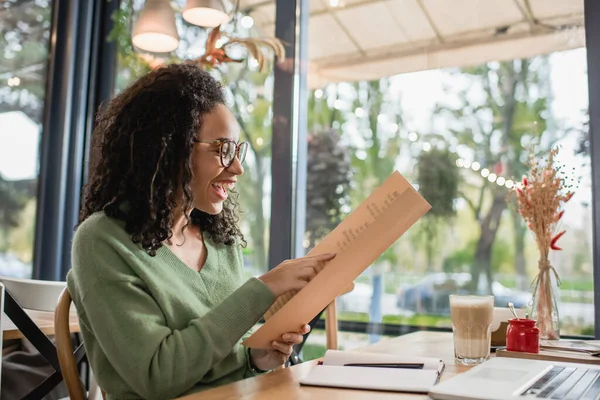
300,350,445,393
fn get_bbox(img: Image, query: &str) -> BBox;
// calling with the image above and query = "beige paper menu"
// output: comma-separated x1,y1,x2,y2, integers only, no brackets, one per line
243,170,431,348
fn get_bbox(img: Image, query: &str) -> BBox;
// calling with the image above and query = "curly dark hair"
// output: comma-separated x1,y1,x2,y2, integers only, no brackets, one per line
79,63,244,255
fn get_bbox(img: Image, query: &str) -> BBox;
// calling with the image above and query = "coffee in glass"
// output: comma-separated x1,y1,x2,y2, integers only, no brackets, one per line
449,295,494,365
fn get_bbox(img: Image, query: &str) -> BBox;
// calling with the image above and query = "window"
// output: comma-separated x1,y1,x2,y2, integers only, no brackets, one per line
259,0,592,355
112,0,275,277
0,0,54,278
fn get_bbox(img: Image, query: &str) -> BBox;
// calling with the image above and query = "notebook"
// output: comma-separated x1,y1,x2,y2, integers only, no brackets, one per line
299,350,445,393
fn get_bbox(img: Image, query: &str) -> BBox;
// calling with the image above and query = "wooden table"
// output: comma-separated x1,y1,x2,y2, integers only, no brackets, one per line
179,331,473,400
2,309,80,340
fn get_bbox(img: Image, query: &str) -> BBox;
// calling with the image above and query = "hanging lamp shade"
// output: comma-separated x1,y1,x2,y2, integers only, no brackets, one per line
132,0,180,53
183,0,230,28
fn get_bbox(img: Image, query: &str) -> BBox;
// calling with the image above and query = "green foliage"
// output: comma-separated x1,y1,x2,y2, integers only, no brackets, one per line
443,241,476,273
0,0,52,121
560,280,594,292
416,148,460,218
413,147,460,270
108,4,153,94
334,311,451,327
490,237,514,274
7,198,37,262
305,129,352,250
0,174,31,252
571,237,592,274
0,175,25,229
578,326,595,336
308,90,344,131
347,79,402,265
435,59,555,292
382,313,452,327
330,311,451,327
301,343,327,361
336,312,369,322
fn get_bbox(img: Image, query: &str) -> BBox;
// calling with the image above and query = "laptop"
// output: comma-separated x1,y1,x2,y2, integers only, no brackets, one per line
428,357,600,400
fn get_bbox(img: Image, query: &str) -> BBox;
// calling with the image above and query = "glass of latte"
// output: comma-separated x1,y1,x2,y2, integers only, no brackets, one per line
449,295,494,365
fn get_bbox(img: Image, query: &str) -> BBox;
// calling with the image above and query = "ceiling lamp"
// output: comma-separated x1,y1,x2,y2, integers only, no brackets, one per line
183,0,231,28
132,0,180,53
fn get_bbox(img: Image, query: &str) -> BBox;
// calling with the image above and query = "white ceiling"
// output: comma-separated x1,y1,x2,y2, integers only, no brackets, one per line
240,0,585,88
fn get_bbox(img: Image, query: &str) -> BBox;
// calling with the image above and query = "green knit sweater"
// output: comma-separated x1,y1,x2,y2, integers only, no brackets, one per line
66,212,275,400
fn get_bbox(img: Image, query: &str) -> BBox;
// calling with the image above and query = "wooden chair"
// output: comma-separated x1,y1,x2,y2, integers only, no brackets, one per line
55,288,104,400
325,300,339,350
325,282,355,350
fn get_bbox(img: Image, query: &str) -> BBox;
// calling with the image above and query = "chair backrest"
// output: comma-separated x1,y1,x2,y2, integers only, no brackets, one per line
0,276,66,312
55,288,87,400
325,300,339,350
326,282,355,350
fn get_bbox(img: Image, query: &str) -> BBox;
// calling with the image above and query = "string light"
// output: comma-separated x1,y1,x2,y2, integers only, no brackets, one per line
240,15,254,29
405,132,515,190
455,158,514,189
7,77,20,87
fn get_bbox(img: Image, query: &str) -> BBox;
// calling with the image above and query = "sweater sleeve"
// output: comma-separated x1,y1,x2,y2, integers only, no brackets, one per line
80,278,273,399
72,230,274,399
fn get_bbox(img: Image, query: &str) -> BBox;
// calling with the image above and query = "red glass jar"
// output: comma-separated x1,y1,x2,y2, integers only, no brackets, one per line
506,319,540,353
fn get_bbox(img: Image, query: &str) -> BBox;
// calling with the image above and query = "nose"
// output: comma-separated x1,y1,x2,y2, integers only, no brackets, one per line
227,156,244,175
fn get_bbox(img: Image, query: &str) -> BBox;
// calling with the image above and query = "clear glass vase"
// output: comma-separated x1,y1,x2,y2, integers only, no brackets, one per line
530,258,560,340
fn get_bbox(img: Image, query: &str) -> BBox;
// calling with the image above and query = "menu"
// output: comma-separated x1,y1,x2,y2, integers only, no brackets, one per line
243,170,431,348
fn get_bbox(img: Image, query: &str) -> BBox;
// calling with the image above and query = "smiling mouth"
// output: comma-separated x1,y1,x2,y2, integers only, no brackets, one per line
212,181,235,191
211,181,235,200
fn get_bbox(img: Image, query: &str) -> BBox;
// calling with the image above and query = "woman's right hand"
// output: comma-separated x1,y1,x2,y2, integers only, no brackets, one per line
258,253,336,297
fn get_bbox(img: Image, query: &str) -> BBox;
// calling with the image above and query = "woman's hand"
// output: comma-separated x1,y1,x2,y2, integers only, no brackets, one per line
250,324,311,371
258,253,336,297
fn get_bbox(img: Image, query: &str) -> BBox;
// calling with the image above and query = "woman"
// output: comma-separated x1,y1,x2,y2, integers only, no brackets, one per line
67,63,335,400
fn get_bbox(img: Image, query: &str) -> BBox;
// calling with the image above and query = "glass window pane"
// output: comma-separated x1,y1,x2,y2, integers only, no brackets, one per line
0,0,53,278
299,0,592,351
112,1,275,278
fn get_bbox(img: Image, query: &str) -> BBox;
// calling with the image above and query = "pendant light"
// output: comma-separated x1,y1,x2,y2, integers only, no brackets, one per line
183,0,231,28
132,0,180,53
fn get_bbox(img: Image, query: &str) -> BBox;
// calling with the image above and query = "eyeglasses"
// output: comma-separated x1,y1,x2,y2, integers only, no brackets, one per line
193,138,248,168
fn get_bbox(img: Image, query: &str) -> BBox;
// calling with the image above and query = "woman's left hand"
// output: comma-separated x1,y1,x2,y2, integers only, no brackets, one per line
249,324,310,371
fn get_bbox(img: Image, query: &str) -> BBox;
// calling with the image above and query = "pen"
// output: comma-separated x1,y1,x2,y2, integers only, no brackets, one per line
343,363,424,369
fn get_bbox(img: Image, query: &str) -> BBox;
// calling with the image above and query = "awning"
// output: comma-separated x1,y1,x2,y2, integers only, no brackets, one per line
241,0,585,88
